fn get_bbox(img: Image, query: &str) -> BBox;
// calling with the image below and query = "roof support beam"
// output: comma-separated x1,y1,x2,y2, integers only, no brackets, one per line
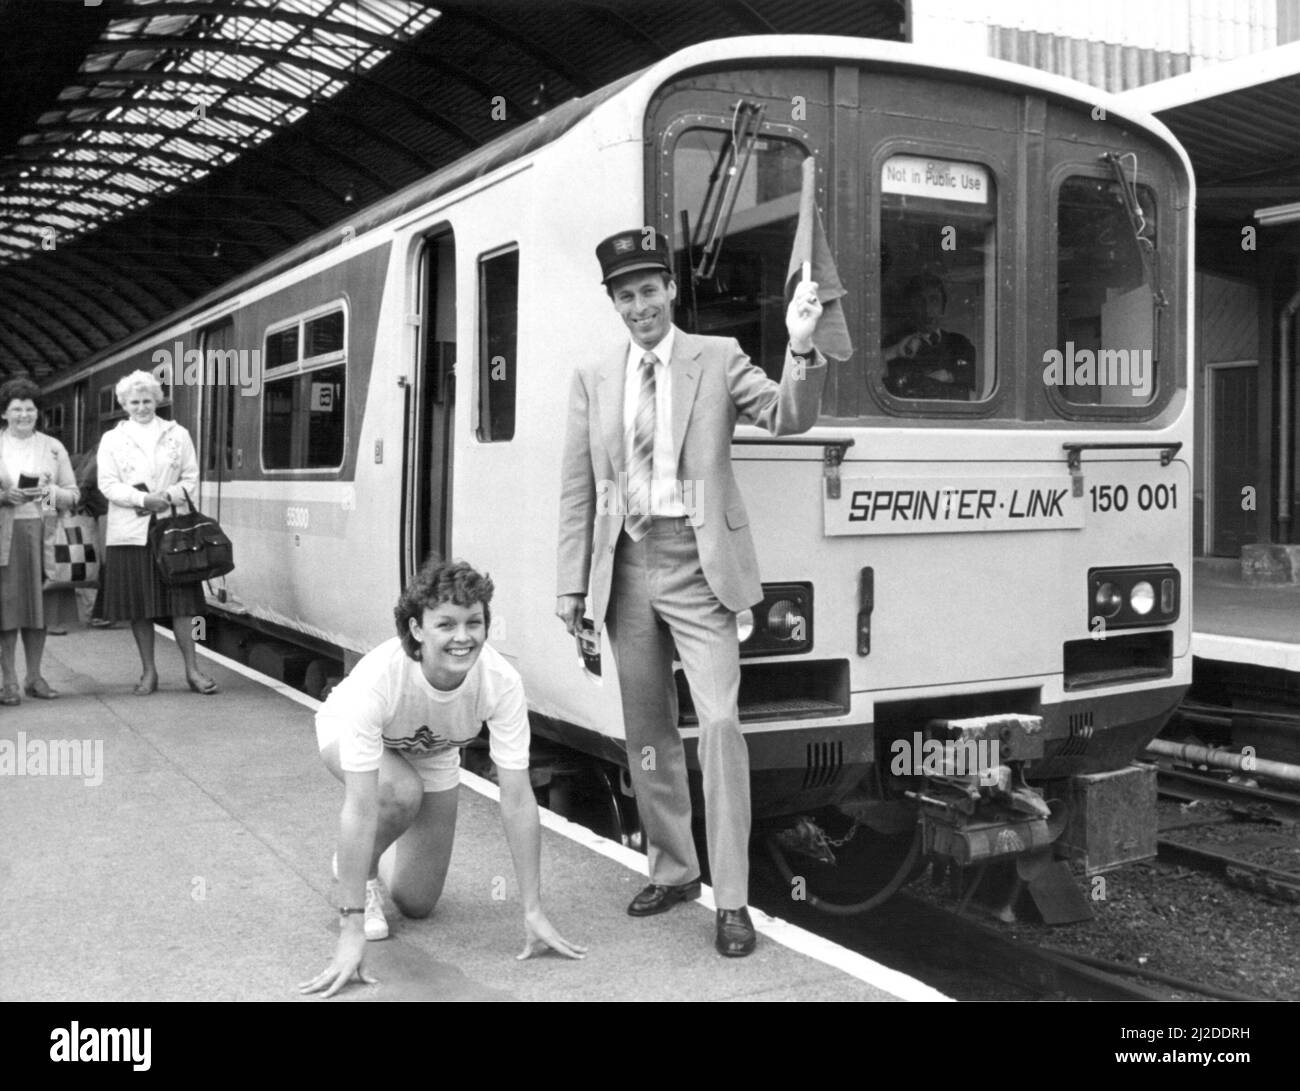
0,270,122,347
30,116,399,196
50,71,442,174
82,35,512,149
0,290,89,363
8,139,355,210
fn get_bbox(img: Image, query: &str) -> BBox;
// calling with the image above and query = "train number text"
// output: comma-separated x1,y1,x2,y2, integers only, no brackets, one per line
1090,484,1176,513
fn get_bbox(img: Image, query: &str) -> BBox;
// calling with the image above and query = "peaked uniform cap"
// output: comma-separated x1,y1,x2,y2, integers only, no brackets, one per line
597,228,673,285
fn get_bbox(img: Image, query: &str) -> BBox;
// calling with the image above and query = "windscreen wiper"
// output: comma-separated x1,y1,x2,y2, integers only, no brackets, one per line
692,99,765,280
1102,151,1167,308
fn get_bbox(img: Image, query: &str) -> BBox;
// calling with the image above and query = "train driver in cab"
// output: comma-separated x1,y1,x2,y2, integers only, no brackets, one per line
883,272,977,400
301,559,585,998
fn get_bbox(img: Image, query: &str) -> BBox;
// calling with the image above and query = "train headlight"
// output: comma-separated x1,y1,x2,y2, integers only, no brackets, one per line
766,600,805,641
738,583,813,658
1093,582,1123,618
1087,566,1179,630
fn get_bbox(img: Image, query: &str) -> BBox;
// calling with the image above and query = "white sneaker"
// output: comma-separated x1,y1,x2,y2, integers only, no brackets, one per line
363,879,389,941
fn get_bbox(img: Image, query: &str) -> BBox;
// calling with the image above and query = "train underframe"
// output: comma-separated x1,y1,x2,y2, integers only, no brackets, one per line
530,681,1187,916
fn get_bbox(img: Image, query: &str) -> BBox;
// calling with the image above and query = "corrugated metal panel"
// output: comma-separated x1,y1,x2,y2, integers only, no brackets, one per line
986,26,1191,91
1280,0,1300,42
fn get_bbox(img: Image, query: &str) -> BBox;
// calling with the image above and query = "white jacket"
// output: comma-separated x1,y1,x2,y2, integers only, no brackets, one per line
97,419,200,547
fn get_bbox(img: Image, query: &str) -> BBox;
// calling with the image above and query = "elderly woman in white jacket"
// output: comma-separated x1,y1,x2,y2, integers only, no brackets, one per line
94,369,218,696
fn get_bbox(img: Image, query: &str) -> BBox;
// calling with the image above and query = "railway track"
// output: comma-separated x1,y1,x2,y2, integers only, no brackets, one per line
883,891,1265,1001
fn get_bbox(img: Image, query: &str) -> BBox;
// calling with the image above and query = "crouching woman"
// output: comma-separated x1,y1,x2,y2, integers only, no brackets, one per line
300,558,585,998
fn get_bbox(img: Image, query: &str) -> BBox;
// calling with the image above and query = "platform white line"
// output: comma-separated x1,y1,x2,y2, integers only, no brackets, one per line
1192,631,1300,672
179,629,950,1002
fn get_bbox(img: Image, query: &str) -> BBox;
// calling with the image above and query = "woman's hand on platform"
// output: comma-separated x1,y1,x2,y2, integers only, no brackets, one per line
297,927,376,999
517,907,587,961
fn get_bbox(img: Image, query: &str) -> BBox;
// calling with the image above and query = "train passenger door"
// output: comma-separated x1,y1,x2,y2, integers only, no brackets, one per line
198,318,236,519
404,230,456,581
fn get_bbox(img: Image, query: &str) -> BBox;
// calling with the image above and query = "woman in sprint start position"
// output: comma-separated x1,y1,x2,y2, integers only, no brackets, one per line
300,558,584,997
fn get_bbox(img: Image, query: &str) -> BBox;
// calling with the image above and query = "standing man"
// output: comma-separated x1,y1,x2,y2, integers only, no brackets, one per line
556,228,826,957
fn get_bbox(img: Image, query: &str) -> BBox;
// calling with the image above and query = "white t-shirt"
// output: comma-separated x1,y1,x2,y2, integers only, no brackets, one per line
317,639,530,774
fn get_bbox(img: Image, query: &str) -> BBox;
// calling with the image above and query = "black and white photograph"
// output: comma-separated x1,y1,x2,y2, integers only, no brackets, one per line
0,0,1293,1050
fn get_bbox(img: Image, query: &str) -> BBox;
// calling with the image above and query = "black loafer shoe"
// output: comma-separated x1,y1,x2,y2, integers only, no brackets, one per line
627,880,702,917
716,907,756,957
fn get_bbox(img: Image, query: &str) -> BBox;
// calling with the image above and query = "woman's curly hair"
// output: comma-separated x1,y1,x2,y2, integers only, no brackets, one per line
394,557,494,660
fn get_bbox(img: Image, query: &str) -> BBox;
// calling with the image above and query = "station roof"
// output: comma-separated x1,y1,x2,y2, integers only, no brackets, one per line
0,0,906,381
1120,41,1300,229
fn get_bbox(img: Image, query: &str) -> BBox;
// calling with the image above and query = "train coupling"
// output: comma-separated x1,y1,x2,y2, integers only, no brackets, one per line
902,713,1061,865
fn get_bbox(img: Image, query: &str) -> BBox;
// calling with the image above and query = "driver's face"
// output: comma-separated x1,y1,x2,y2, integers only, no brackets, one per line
909,286,946,333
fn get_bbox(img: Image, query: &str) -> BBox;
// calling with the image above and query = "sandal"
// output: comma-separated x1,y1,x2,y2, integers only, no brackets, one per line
133,676,158,697
24,678,58,700
187,674,219,696
0,683,19,706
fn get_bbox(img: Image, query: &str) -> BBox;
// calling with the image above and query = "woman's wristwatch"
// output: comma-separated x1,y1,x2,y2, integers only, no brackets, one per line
338,906,365,917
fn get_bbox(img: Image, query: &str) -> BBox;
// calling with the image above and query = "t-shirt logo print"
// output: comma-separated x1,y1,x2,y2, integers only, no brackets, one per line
385,725,467,755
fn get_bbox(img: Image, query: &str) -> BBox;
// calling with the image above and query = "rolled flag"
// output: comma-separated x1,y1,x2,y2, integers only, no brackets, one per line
785,156,854,361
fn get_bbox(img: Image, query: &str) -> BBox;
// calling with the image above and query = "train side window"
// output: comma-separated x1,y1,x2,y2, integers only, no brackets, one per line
669,126,809,380
879,155,996,404
1053,175,1158,408
477,247,518,442
260,304,347,471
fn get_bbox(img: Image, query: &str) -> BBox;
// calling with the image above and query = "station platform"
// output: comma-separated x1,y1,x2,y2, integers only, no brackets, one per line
0,626,945,1004
1193,557,1300,670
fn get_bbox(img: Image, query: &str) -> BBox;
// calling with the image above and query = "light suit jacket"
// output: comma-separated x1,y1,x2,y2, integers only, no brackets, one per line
557,326,827,629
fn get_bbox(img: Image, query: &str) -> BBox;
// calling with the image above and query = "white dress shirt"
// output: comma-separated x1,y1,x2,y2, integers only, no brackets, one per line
623,327,685,517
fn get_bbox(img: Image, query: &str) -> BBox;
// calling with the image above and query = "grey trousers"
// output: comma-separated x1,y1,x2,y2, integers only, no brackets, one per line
606,518,750,909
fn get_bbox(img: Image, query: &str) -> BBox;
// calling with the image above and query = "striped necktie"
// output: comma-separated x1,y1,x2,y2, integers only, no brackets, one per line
625,351,657,541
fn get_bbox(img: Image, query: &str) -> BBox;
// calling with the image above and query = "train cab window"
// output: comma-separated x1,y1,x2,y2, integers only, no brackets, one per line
260,304,347,472
1053,175,1159,408
670,126,809,380
879,155,996,404
477,247,518,442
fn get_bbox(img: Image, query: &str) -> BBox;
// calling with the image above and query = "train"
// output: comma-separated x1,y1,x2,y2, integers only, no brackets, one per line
39,36,1193,910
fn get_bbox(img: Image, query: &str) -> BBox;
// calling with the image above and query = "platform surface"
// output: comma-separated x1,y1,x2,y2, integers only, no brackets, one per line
0,626,944,1003
1192,558,1300,669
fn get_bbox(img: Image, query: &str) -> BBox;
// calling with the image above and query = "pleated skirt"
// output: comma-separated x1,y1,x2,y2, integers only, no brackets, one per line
0,518,44,631
93,545,204,622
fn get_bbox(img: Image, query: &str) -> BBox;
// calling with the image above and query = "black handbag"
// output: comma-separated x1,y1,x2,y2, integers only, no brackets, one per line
148,489,234,585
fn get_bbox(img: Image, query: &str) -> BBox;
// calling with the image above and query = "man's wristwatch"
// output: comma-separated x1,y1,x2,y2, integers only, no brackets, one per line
339,906,366,917
789,343,815,361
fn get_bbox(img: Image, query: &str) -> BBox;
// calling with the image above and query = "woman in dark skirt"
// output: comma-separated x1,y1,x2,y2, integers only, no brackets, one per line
94,369,218,696
0,378,81,703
